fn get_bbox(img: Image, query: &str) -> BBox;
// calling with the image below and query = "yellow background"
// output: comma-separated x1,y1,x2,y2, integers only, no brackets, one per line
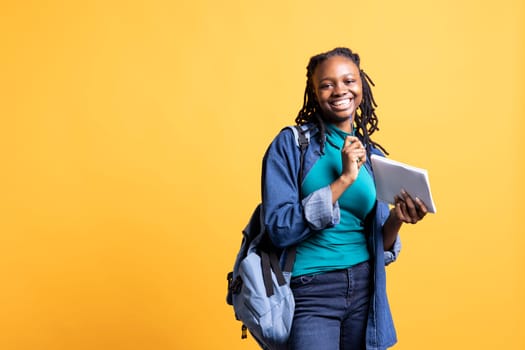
1,0,523,349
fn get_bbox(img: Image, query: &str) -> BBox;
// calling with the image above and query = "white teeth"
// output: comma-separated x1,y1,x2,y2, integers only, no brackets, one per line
333,99,350,107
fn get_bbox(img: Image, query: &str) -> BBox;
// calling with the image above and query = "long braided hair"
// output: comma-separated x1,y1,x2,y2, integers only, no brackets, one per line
295,47,388,155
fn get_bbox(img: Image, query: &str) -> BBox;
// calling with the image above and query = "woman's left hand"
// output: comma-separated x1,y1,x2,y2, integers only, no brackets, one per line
391,189,428,224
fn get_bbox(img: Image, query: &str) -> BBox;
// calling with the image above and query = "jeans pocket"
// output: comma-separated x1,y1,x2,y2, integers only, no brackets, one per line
290,274,316,289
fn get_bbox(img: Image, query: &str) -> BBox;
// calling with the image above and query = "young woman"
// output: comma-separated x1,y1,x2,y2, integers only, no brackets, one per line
261,47,427,350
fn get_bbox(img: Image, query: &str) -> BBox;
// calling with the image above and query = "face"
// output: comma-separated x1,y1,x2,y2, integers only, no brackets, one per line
312,55,363,126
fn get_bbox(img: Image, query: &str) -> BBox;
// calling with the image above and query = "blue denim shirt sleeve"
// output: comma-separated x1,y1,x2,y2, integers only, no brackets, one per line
374,199,402,266
301,185,340,230
261,128,339,248
384,235,401,265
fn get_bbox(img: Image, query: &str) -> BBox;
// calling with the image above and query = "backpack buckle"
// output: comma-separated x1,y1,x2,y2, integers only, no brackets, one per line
227,271,243,294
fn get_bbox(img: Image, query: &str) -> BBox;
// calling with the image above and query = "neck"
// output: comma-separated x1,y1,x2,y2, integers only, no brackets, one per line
331,117,353,133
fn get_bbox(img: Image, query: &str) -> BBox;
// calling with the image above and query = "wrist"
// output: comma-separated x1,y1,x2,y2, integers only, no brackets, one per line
338,174,354,187
388,208,403,227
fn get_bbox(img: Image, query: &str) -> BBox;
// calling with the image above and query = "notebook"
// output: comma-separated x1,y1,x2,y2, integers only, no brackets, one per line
370,154,437,213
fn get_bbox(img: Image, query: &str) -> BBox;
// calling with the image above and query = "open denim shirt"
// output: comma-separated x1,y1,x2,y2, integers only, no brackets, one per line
261,124,401,350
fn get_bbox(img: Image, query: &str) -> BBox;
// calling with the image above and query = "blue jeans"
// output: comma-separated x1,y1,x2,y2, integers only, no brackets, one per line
288,261,371,350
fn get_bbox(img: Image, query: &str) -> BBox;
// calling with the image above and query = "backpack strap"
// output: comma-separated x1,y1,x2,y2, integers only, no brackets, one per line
282,245,296,273
288,124,311,149
261,249,288,297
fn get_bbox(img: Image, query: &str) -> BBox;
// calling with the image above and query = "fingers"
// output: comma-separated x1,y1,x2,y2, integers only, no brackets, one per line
394,190,428,224
414,197,429,218
401,190,418,223
392,197,407,222
343,136,366,165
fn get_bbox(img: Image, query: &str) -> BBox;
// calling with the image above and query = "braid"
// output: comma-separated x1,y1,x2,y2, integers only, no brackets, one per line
295,47,388,155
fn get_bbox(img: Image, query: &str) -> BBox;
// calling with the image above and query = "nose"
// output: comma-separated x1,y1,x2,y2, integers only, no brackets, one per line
333,82,348,96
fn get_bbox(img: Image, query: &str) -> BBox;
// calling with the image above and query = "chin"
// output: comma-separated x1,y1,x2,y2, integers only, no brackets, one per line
323,113,353,124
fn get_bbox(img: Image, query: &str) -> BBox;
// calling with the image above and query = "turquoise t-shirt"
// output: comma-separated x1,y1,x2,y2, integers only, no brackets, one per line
293,123,376,277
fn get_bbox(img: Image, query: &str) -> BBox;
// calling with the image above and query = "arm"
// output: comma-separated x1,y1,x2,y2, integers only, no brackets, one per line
262,129,339,248
383,211,403,251
383,189,428,250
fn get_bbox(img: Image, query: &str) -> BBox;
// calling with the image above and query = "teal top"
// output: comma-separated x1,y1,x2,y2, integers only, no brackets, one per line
293,123,377,277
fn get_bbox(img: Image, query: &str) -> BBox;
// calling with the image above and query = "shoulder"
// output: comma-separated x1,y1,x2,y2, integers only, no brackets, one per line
269,126,295,150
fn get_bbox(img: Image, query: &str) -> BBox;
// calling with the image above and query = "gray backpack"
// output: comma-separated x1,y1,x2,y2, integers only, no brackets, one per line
226,125,310,349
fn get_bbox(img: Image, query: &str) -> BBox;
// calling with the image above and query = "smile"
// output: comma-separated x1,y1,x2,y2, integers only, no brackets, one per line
330,98,351,109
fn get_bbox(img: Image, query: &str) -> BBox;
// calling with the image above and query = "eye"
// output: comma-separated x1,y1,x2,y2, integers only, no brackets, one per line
345,79,355,85
319,83,333,90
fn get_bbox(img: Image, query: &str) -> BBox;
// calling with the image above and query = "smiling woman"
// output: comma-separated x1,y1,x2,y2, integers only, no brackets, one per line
261,47,428,350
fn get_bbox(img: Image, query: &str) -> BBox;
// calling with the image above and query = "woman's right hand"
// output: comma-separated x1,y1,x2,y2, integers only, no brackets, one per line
330,135,366,204
340,135,366,184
